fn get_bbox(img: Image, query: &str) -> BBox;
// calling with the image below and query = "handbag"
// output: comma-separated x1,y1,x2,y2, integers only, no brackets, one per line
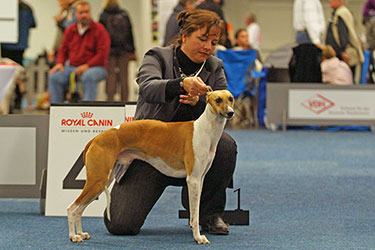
345,45,360,67
66,72,81,103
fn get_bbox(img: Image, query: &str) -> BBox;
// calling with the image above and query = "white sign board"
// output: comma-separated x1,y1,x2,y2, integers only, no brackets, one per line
125,102,136,122
0,0,18,43
46,105,127,216
288,89,375,120
0,127,35,185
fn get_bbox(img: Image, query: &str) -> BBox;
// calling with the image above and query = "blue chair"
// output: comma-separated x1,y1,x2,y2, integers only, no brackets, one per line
360,50,370,84
216,49,259,127
216,50,257,98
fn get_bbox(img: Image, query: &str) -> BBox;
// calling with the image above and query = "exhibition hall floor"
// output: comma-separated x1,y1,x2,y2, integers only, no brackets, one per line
1,129,374,249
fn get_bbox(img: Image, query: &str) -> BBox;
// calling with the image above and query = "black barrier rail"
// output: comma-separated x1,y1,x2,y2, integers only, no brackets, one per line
178,188,250,225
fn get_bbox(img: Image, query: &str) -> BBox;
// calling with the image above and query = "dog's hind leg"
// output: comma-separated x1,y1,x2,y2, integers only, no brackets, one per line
67,154,114,242
67,175,108,242
67,202,91,242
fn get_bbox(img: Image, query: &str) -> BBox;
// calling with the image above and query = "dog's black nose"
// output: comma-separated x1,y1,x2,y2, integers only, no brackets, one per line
227,111,234,118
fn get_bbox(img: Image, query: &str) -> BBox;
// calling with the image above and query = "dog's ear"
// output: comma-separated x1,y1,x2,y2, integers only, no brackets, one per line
206,91,212,102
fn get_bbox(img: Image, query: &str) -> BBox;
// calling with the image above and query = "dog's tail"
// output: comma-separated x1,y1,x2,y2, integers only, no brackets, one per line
105,185,111,221
82,138,95,165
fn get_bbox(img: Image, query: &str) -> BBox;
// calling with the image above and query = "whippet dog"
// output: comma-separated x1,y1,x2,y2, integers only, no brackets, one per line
67,89,235,244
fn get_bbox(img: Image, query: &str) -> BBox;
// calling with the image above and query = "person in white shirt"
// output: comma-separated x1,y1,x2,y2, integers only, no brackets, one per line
293,0,325,47
244,12,261,51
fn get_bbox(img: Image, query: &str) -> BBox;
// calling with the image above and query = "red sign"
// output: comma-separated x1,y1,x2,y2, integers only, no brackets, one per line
301,94,335,114
60,112,114,127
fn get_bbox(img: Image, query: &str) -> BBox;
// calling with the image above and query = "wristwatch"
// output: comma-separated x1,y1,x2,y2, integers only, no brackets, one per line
179,77,185,90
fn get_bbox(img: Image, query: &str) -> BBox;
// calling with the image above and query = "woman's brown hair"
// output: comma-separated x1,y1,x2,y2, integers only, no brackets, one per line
169,9,225,46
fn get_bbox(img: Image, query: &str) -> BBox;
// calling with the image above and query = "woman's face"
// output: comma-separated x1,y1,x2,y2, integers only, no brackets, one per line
181,26,221,63
235,30,249,49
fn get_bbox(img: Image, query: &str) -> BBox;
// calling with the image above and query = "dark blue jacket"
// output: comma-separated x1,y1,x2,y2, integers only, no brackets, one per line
2,1,36,50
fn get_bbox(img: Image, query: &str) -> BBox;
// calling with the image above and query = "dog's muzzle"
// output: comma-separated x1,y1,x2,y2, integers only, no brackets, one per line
227,111,234,119
221,106,234,120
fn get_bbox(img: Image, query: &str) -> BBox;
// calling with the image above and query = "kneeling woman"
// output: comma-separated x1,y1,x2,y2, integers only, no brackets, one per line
104,9,237,236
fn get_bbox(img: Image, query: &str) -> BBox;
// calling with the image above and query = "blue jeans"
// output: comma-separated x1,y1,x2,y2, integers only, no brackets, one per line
48,65,107,104
296,31,312,44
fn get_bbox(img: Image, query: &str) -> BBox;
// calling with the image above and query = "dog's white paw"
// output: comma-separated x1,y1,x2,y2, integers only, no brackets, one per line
70,234,83,243
79,232,91,240
195,235,210,244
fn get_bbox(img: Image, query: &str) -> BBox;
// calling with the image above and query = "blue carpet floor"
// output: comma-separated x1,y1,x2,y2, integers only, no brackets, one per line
1,129,374,249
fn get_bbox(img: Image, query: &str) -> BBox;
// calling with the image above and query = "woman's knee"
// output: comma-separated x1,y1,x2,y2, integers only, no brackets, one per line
104,209,142,235
218,132,238,159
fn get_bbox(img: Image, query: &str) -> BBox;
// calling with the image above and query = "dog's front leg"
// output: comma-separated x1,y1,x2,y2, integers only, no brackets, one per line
186,174,210,244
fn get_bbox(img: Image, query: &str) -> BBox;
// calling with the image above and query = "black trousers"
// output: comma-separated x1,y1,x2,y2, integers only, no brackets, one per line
1,48,25,109
1,48,24,65
104,132,237,235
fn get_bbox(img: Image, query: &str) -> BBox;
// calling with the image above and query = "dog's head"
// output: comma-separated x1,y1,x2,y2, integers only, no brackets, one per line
206,90,235,119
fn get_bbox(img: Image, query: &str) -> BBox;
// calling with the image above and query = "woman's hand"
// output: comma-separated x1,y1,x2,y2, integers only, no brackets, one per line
179,93,199,106
182,77,208,97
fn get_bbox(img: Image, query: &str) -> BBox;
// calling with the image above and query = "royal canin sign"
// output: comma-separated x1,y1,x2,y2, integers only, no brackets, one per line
61,112,113,127
301,94,335,114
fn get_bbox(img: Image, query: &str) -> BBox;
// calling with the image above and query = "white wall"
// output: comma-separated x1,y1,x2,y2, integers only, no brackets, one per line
20,0,366,62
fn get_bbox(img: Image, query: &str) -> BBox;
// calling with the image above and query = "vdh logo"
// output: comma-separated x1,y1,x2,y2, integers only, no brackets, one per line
81,112,93,119
301,94,335,114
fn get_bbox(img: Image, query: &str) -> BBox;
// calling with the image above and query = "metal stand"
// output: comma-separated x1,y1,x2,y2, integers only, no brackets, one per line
39,168,47,215
178,188,250,225
282,109,287,131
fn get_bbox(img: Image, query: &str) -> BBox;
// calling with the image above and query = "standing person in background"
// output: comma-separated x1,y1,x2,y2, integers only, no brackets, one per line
293,0,325,47
48,0,110,103
1,0,36,110
49,0,79,61
244,12,261,51
362,0,375,50
99,0,136,102
49,0,71,64
289,0,324,83
325,0,364,83
163,0,196,47
197,0,232,48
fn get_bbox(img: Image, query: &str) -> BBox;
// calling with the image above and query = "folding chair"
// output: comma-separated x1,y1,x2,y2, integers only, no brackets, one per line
216,49,258,128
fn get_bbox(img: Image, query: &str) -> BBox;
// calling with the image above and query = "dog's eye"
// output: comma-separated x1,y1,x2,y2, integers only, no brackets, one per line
215,98,222,103
228,96,233,102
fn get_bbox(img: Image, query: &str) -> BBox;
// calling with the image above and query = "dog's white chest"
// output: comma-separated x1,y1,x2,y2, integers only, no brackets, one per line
144,157,186,178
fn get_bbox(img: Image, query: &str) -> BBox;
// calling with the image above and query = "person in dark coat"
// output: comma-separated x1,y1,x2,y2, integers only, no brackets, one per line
99,0,136,102
163,0,196,46
1,0,36,110
197,0,232,48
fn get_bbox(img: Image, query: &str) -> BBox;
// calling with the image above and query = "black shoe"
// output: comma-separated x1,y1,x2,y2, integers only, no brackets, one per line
200,216,229,235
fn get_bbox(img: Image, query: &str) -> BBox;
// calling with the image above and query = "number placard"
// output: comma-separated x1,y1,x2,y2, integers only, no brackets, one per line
45,105,127,216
